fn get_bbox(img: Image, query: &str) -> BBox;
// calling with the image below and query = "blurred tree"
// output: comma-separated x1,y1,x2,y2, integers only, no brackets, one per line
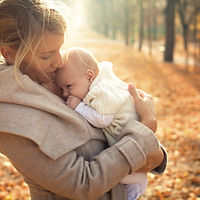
138,0,144,51
120,0,136,45
146,0,154,55
85,0,137,46
110,0,118,39
178,0,200,51
85,0,104,34
192,11,200,70
152,0,158,41
102,1,108,36
177,0,200,69
84,0,166,55
164,0,176,62
139,0,164,53
123,0,130,45
192,13,200,69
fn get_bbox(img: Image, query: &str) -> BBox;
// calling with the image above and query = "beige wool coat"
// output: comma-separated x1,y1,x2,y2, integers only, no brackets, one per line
0,65,167,200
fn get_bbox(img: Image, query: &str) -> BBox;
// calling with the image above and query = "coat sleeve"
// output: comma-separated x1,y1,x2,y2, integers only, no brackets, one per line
0,120,165,200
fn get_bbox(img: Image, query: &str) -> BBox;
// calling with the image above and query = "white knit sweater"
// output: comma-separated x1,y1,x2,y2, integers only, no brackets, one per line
83,61,139,146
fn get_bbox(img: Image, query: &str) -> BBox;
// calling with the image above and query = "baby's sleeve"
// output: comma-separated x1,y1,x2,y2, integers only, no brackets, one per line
75,102,114,128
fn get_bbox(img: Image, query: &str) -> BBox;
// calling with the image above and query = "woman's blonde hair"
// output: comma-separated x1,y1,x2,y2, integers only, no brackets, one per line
0,0,66,80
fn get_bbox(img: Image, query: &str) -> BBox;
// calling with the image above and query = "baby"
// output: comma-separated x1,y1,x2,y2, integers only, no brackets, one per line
55,47,148,200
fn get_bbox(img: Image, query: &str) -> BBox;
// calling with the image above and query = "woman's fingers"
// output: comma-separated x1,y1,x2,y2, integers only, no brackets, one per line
128,84,151,100
128,83,157,132
128,83,141,100
137,89,145,98
137,89,152,99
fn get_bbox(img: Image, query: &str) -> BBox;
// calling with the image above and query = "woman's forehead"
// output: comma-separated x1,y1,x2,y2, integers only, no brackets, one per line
37,32,64,53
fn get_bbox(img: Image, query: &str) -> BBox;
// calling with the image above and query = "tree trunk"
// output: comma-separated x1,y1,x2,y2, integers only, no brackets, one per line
183,24,189,70
104,23,109,37
138,0,144,51
112,26,117,39
153,1,158,41
192,14,200,71
125,8,130,46
183,25,188,51
164,0,175,62
147,16,152,55
130,19,135,46
124,0,130,46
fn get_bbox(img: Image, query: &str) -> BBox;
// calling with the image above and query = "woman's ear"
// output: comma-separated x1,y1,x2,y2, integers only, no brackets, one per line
86,69,95,82
0,46,16,64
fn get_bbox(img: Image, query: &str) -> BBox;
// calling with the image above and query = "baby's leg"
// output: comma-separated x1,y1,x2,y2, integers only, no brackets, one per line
125,183,143,200
121,173,148,200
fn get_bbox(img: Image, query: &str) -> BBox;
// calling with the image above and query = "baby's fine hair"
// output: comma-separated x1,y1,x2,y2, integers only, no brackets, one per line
67,47,99,76
0,0,66,79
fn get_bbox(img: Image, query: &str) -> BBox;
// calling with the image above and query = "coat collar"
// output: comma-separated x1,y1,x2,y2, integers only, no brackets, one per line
0,65,96,160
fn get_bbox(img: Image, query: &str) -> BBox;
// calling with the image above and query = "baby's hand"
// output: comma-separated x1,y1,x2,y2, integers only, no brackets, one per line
66,95,81,109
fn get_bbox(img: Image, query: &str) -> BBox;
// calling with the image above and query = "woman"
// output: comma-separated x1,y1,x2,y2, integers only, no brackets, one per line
0,0,166,199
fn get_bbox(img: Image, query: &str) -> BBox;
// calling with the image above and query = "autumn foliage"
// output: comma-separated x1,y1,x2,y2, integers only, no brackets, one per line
0,30,200,200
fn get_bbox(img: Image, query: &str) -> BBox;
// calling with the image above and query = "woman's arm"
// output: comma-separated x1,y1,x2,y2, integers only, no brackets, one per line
0,84,166,199
128,84,165,172
136,147,164,173
0,122,160,200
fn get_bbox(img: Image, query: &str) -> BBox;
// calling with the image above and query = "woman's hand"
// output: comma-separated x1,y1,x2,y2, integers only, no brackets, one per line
128,84,157,133
136,147,164,172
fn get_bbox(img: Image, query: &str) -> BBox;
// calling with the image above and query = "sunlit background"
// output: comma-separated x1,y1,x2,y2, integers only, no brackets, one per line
59,0,200,68
0,0,199,200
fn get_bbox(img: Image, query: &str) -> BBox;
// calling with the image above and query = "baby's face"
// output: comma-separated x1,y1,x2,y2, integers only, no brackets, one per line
55,58,91,100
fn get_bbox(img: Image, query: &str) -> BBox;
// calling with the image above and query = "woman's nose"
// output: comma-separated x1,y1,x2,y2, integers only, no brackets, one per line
53,51,63,69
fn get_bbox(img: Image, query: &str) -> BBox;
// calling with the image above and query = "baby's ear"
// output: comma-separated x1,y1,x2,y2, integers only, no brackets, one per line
86,69,95,82
0,46,16,65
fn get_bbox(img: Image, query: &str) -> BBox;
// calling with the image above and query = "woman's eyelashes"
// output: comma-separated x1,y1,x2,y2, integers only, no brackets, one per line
40,52,53,60
40,55,52,60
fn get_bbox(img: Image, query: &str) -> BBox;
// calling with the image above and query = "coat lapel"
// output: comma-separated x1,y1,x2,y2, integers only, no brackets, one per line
0,66,95,160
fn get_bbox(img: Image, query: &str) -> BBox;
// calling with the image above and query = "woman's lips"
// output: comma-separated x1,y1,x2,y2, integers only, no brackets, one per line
48,71,56,79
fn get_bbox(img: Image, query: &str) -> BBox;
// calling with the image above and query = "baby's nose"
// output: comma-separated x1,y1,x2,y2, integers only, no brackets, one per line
63,90,69,100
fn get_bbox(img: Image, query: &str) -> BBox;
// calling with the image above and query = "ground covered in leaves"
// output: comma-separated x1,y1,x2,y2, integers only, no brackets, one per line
0,29,200,199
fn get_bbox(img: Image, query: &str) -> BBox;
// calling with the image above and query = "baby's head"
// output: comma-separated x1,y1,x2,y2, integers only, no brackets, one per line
55,47,99,100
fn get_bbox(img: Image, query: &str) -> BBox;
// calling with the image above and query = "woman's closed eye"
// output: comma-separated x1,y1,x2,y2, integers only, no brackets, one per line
40,52,53,60
40,54,52,60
